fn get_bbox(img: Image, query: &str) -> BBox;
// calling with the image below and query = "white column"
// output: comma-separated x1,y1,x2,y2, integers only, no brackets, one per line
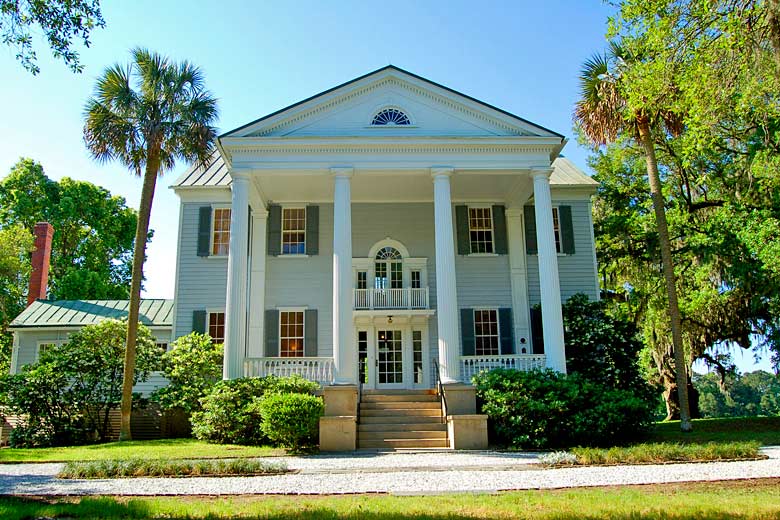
224,171,251,379
246,207,267,358
532,168,567,373
505,208,532,353
332,168,356,384
432,168,461,383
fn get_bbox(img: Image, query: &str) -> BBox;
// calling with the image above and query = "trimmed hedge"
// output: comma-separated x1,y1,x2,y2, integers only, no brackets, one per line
258,393,324,451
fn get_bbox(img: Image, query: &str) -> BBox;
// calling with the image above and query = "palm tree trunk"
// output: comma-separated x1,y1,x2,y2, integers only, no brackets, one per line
118,150,160,441
637,118,693,433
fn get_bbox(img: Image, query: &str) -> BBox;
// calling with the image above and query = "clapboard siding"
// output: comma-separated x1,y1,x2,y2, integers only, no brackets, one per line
173,202,229,339
526,198,599,304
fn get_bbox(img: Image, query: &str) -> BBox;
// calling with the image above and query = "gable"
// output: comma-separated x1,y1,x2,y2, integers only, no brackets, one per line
223,66,564,140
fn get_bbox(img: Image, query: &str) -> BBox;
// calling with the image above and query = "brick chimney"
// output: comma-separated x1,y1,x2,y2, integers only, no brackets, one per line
28,222,54,306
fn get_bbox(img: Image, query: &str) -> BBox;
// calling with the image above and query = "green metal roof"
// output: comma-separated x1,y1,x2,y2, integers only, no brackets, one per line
10,299,174,329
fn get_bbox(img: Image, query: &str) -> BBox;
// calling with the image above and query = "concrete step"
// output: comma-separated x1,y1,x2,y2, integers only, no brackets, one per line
360,394,439,403
360,401,441,410
360,415,444,424
358,430,447,440
358,422,447,432
358,438,450,449
360,408,441,417
361,389,436,396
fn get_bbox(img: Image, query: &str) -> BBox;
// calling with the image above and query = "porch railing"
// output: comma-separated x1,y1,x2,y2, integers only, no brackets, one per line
460,354,547,381
353,287,429,310
244,357,335,384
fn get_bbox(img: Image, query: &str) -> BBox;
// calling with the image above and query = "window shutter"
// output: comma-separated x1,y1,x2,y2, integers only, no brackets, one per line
192,310,207,334
455,205,470,255
264,309,279,357
498,308,514,354
267,205,281,256
304,309,318,357
523,205,537,255
492,205,508,254
460,308,475,356
197,207,212,257
306,205,319,255
530,307,544,354
559,205,575,254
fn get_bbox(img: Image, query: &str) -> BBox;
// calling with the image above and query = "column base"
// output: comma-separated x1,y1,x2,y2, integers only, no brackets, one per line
319,416,356,451
322,385,359,416
447,414,488,450
442,383,477,415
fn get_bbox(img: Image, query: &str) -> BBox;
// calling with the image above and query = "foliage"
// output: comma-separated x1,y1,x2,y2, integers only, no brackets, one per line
259,374,320,396
538,451,578,466
474,368,654,449
695,370,780,418
649,416,780,446
0,320,161,447
0,0,105,75
0,224,33,373
57,457,287,479
258,393,324,452
570,441,762,465
151,333,222,414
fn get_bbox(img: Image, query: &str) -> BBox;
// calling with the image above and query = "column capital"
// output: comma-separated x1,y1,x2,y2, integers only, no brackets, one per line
230,169,252,182
430,167,455,178
330,167,354,178
530,167,554,180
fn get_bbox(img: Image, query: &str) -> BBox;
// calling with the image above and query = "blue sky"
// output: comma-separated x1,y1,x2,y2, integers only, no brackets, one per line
0,1,770,372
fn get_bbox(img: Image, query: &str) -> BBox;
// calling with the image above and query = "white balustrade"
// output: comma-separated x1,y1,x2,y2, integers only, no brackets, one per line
353,287,429,310
244,357,335,384
460,354,547,381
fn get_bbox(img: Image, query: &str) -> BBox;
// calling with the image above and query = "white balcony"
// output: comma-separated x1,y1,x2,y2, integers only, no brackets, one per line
460,354,547,381
354,287,429,310
244,357,335,385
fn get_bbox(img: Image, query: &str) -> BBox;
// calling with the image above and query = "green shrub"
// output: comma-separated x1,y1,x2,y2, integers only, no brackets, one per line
57,457,288,479
258,393,324,451
474,368,654,449
260,374,319,395
570,441,762,465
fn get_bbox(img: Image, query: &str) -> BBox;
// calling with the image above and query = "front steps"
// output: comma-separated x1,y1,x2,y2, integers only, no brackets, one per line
357,390,449,449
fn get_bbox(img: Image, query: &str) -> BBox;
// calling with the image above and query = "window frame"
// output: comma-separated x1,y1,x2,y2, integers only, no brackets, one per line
36,340,64,361
278,308,306,358
206,309,226,345
472,308,500,356
208,205,231,258
551,206,562,255
467,205,496,255
280,206,307,256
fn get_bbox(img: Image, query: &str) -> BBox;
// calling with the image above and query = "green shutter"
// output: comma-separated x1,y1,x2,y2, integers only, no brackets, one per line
460,308,475,356
530,307,544,354
559,205,575,254
492,205,508,254
523,205,537,255
192,310,207,334
197,207,212,257
498,308,514,354
306,205,319,255
267,205,281,256
264,309,279,357
304,309,318,356
455,205,470,255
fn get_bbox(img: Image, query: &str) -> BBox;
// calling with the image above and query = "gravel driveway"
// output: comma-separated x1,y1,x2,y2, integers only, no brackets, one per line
1,447,778,496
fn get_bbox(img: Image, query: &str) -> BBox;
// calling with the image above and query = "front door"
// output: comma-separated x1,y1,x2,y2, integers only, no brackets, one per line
376,329,404,389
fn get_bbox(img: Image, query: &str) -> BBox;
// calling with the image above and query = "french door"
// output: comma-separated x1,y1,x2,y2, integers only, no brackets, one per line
376,329,404,389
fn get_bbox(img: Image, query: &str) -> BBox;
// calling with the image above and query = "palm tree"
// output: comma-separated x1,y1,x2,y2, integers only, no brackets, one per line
84,48,218,440
574,43,693,432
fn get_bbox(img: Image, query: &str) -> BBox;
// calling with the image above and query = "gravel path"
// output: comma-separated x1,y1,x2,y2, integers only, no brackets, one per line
1,447,778,496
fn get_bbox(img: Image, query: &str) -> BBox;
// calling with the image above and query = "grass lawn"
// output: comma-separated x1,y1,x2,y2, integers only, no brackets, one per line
648,416,780,445
1,479,779,519
0,439,284,463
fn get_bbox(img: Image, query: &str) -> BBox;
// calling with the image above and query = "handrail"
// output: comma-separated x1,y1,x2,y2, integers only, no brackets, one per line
432,358,447,424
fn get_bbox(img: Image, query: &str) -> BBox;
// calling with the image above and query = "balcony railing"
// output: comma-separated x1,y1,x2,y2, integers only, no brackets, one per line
354,287,429,310
460,354,547,381
244,357,335,384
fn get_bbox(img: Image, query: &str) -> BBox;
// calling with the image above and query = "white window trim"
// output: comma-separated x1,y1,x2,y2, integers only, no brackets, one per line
280,205,307,256
528,205,567,257
36,340,65,362
278,307,307,358
209,204,231,258
472,308,501,356
466,204,496,256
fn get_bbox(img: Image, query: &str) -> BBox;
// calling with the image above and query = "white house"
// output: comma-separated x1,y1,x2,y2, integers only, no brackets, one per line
10,66,599,449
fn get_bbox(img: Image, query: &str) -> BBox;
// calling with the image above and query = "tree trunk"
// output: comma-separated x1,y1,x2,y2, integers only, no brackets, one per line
637,118,693,433
118,150,160,441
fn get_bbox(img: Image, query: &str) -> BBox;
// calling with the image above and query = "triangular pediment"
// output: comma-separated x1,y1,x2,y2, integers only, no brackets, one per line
222,66,563,139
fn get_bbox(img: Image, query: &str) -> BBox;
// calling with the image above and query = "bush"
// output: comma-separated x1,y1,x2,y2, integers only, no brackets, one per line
260,374,320,395
58,457,288,479
258,393,324,451
151,333,222,414
474,368,654,449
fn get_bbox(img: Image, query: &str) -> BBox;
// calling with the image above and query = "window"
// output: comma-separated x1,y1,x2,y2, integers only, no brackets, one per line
358,330,368,384
156,342,169,351
371,108,411,126
282,208,306,254
552,207,561,254
474,309,499,356
412,330,423,384
37,342,57,359
279,311,304,357
411,270,421,289
208,311,225,345
468,207,494,254
211,208,231,256
374,247,403,289
357,271,367,290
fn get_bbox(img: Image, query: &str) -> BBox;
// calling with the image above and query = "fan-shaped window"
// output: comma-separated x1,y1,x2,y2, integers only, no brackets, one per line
371,108,411,126
375,247,402,260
